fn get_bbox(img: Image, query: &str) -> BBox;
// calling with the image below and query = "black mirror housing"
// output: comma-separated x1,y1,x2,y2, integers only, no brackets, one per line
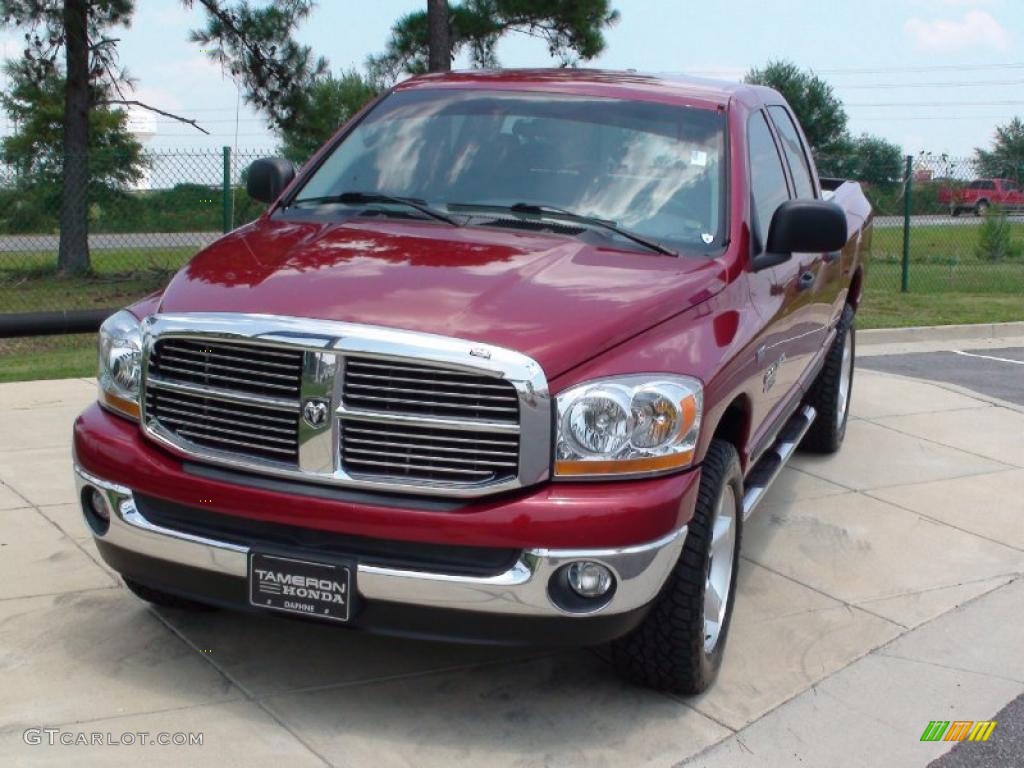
766,199,848,256
247,157,297,204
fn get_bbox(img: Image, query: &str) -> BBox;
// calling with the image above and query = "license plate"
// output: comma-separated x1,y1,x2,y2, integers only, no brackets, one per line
248,552,353,623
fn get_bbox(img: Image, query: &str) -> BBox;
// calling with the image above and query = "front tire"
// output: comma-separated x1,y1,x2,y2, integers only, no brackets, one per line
801,304,855,454
610,439,743,694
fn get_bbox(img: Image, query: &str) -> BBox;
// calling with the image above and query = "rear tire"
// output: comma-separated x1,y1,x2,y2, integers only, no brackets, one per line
975,200,990,217
124,577,217,611
610,439,743,694
801,304,855,454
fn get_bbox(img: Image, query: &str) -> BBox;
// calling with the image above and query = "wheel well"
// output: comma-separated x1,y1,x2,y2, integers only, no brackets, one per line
711,396,751,465
847,267,864,310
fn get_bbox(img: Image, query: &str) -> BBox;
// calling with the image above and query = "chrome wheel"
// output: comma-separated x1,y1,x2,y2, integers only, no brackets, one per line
703,484,737,654
836,328,853,429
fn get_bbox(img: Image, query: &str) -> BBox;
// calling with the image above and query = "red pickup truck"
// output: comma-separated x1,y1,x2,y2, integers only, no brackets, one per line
940,178,1024,216
74,70,871,694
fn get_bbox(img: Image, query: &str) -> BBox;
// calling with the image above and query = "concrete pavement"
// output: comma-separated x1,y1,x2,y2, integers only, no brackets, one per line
0,359,1022,766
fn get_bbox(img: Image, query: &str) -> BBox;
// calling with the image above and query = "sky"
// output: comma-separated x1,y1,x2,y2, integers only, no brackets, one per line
1,0,1022,158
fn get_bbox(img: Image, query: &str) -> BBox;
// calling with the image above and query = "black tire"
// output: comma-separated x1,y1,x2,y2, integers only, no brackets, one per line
123,577,217,611
950,206,961,218
801,304,855,454
610,439,743,694
975,200,989,217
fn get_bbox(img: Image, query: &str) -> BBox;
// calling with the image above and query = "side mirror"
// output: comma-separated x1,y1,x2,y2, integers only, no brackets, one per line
753,200,848,271
247,157,297,204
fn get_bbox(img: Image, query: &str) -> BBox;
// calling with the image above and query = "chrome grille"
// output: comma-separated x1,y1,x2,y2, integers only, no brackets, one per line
150,338,303,398
341,357,521,484
145,338,302,465
144,387,300,463
343,358,519,423
140,314,552,498
341,421,519,483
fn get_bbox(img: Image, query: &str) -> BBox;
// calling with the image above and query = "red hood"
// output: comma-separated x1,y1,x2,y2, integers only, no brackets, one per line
158,217,726,378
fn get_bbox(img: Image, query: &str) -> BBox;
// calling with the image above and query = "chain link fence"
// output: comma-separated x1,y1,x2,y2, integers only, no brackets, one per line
0,148,267,318
1,148,1022,329
845,154,1024,295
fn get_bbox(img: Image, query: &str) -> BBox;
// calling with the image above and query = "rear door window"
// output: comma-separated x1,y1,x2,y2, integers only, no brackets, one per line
767,106,815,199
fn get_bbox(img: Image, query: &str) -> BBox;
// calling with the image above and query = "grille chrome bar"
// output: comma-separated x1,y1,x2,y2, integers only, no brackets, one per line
344,437,518,458
139,313,551,498
338,408,520,434
342,424,518,448
147,375,301,412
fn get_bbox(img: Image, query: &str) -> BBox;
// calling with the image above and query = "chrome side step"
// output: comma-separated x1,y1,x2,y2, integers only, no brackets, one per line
741,405,817,520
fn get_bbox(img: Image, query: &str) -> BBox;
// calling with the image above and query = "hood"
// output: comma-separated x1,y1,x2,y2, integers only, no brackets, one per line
158,217,726,378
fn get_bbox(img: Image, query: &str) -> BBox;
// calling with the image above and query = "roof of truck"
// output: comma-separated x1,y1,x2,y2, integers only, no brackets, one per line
394,68,774,110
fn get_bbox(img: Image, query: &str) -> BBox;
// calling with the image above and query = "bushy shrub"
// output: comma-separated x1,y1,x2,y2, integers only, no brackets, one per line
974,206,1023,262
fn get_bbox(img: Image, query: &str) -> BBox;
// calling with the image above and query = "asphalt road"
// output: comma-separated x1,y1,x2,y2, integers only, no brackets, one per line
860,346,1024,406
929,693,1024,768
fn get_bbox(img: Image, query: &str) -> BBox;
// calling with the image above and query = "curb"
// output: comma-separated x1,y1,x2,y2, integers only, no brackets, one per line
858,321,1024,346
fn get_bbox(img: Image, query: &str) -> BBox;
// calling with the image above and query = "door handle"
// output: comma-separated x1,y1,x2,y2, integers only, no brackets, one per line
823,251,841,264
797,271,815,291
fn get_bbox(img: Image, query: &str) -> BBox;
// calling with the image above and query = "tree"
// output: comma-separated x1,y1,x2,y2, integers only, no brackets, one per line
278,71,381,163
744,60,848,159
187,0,327,136
427,0,450,72
192,1,619,162
0,59,144,190
368,0,619,83
976,117,1024,182
1,0,205,274
846,134,904,186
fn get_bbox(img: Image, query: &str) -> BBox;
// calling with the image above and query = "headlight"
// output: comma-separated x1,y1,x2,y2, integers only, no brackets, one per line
555,374,702,478
97,310,143,420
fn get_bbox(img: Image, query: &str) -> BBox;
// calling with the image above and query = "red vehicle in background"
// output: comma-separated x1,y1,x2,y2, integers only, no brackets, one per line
940,178,1024,216
73,70,872,695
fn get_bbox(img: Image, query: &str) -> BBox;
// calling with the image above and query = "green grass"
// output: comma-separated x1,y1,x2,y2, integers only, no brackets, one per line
871,223,1024,293
0,246,194,313
0,334,97,382
857,292,1024,329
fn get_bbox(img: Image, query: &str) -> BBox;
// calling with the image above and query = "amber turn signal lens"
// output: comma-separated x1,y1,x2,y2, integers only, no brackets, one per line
99,390,141,421
555,450,694,477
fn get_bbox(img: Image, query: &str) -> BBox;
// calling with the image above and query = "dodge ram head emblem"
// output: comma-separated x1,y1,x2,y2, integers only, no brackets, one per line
302,399,330,429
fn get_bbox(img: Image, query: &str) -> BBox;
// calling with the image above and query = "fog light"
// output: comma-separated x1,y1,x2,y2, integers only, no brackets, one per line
566,561,613,598
89,489,110,523
82,486,111,535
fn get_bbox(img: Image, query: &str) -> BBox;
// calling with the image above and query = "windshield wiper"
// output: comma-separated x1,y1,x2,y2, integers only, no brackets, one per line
448,201,677,256
289,191,461,226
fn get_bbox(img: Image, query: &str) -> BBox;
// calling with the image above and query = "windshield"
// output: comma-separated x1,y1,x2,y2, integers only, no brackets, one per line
292,88,727,251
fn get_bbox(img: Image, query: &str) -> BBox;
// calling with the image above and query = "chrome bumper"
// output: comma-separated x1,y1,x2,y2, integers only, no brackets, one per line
74,465,686,618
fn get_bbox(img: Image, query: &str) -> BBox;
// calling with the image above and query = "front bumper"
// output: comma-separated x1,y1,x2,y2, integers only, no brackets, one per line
73,403,700,644
76,464,689,643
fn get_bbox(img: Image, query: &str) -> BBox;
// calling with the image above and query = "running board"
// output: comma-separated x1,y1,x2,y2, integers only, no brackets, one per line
741,405,817,520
